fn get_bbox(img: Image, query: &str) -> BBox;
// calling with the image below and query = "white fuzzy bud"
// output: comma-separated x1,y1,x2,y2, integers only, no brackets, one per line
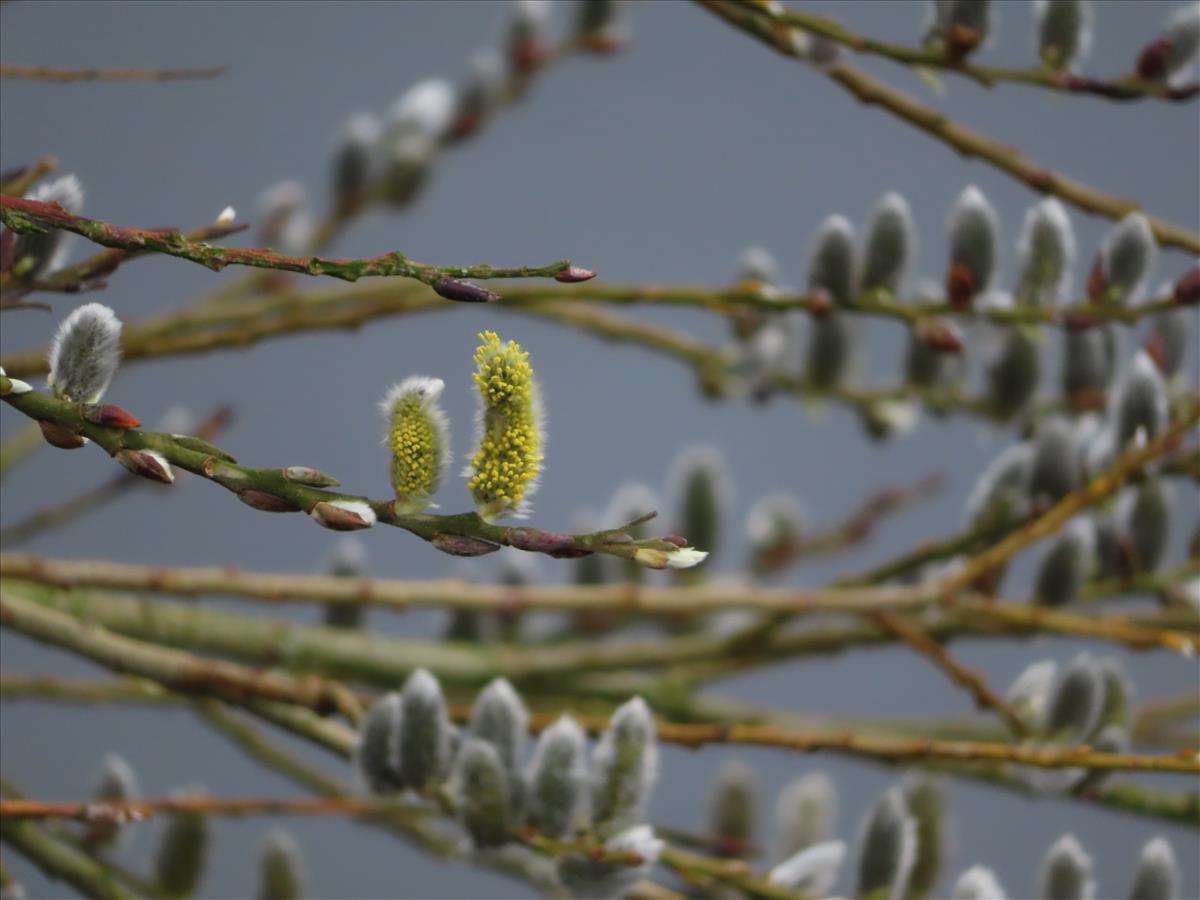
1030,417,1081,503
308,499,376,531
215,205,236,226
734,245,781,289
903,775,947,899
860,192,915,295
556,825,664,900
808,214,857,305
709,761,757,856
591,696,657,835
1061,323,1116,405
258,829,305,900
525,715,588,839
855,786,917,900
154,791,210,899
669,446,730,574
1015,198,1075,307
331,112,381,209
965,442,1034,529
47,303,122,404
1035,0,1091,71
1034,516,1095,607
387,78,456,144
399,668,451,790
1111,351,1169,450
946,186,999,305
14,174,84,280
469,678,529,785
454,737,513,847
450,51,504,139
1128,836,1180,900
1094,214,1157,306
85,753,139,849
805,313,856,388
1043,653,1105,741
769,840,846,894
1038,833,1095,900
985,320,1041,419
1146,304,1193,379
1006,659,1058,729
381,376,452,513
1120,478,1172,573
355,693,404,795
775,772,836,859
954,865,1008,900
1156,3,1200,85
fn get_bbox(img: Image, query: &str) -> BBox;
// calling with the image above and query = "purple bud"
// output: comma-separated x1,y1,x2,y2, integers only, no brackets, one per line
554,265,598,283
432,277,500,303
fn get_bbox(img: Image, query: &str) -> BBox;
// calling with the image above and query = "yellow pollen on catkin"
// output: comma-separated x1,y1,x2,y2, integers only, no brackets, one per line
468,332,543,518
387,388,444,508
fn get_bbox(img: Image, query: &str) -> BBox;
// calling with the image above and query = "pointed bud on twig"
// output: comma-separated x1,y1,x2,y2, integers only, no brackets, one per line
557,826,664,900
769,841,846,894
1121,478,1171,573
925,0,992,61
904,776,946,900
525,715,588,840
592,696,657,836
430,533,502,557
433,277,500,303
1006,659,1058,730
735,246,781,291
238,490,299,513
466,331,545,522
1015,198,1075,307
1034,517,1095,607
455,737,513,848
1061,323,1115,409
309,499,375,531
1128,837,1180,900
985,324,1040,419
282,466,340,487
1036,0,1091,71
380,376,451,513
1039,833,1095,900
1112,351,1169,449
399,668,452,790
966,442,1033,530
776,773,836,859
915,318,965,353
81,404,141,429
808,214,856,306
37,420,87,450
448,52,504,142
85,754,139,849
554,264,598,283
469,678,529,784
860,192,915,295
215,206,236,227
1030,417,1080,503
12,174,83,281
805,313,855,389
1136,3,1200,84
155,792,210,898
603,483,658,584
708,761,757,858
1089,214,1157,305
1172,265,1200,305
0,366,33,396
946,186,999,308
258,829,305,900
855,786,917,900
47,303,122,404
1043,653,1104,741
356,693,404,795
331,112,380,215
115,449,174,484
953,865,1008,900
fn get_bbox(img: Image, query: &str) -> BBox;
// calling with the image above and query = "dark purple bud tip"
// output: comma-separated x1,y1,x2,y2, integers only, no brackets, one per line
554,265,597,283
430,533,502,557
662,535,688,548
1172,265,1200,305
82,404,141,429
433,277,500,304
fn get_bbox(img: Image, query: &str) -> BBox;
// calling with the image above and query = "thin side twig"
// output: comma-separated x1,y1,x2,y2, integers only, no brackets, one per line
0,64,227,82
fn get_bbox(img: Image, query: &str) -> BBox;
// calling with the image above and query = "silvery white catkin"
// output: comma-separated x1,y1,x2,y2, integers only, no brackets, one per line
1146,305,1193,379
1006,659,1057,729
860,192,915,295
708,761,757,855
775,772,836,859
556,825,664,900
1127,837,1180,900
323,537,368,629
1030,417,1081,503
1097,657,1133,732
331,112,380,210
1034,516,1095,607
525,715,588,839
768,841,846,894
1112,351,1170,449
1094,213,1157,305
378,79,454,207
86,753,139,848
591,697,658,835
13,174,84,281
735,246,781,289
1159,3,1200,85
1061,324,1116,403
984,320,1040,418
451,50,504,137
1043,653,1105,741
809,214,857,306
469,678,529,803
454,738,512,847
953,865,1008,899
946,186,999,303
1038,833,1096,900
670,446,728,574
258,829,305,900
398,669,452,789
155,794,210,899
805,314,856,388
47,303,123,404
356,693,404,795
1014,198,1075,307
855,786,918,900
903,776,947,900
1122,478,1172,573
1035,0,1091,70
965,442,1034,530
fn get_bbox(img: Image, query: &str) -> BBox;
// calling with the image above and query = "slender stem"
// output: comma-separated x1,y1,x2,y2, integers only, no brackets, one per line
0,817,135,900
693,0,1200,254
0,195,583,289
0,64,227,82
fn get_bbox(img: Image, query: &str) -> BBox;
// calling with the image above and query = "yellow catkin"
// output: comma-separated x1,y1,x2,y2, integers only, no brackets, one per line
468,331,544,519
384,376,449,512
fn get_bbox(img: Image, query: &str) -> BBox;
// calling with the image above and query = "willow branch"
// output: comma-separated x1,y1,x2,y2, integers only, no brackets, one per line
0,63,227,82
941,408,1200,595
0,194,589,291
0,379,690,569
0,157,57,197
752,1,1199,101
694,0,1200,254
0,817,135,900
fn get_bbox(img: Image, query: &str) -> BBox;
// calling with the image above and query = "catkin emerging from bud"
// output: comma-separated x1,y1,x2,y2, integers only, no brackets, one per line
669,446,728,575
1128,836,1180,900
556,825,664,900
525,715,588,839
13,174,84,281
1140,3,1200,85
399,668,451,790
469,678,529,784
155,795,210,898
331,112,380,214
1038,833,1095,900
1043,653,1105,741
1034,516,1095,607
455,738,513,848
903,776,946,900
709,761,757,857
1035,0,1091,71
1112,351,1169,450
855,786,917,900
591,696,657,836
809,214,857,306
1091,213,1157,306
356,693,404,795
1030,417,1080,503
86,753,139,849
258,829,305,900
946,186,999,306
860,192,915,295
775,772,836,859
1015,199,1075,307
953,865,1008,900
769,841,846,894
467,331,544,521
1122,478,1172,573
47,303,123,404
966,442,1034,530
381,376,451,513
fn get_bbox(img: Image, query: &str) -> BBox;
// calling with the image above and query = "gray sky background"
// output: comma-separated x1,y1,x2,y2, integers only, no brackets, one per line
1,1,1198,898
